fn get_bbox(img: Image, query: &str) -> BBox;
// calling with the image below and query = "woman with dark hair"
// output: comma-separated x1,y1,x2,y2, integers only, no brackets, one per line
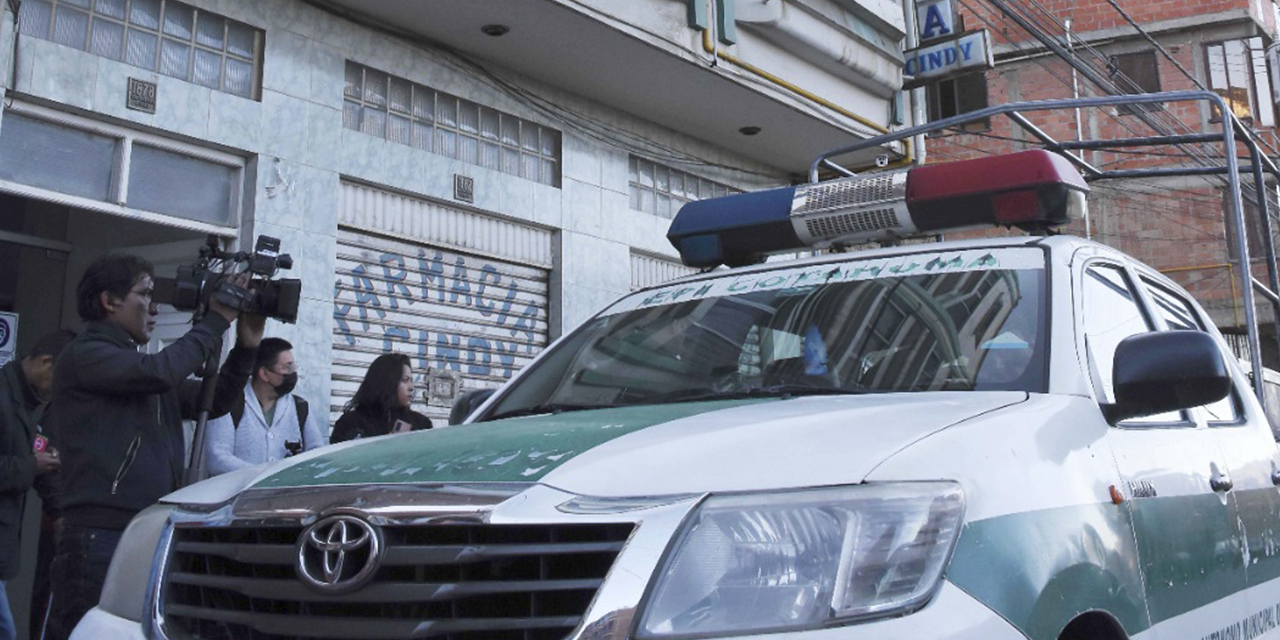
330,353,432,443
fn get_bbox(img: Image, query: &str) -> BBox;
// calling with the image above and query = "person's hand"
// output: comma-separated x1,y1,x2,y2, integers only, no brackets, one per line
208,273,251,323
237,312,266,349
35,448,60,475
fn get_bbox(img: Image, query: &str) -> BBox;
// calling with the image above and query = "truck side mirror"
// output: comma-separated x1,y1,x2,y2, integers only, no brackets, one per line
1101,331,1231,424
449,388,497,425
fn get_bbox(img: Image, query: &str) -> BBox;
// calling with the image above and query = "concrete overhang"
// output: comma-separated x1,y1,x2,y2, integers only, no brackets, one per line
310,0,907,177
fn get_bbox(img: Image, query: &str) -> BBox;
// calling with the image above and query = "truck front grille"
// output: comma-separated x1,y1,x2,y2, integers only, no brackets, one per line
162,522,634,640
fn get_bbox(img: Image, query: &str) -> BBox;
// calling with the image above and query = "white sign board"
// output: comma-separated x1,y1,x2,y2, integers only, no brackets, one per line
916,0,956,42
903,31,993,89
0,312,18,367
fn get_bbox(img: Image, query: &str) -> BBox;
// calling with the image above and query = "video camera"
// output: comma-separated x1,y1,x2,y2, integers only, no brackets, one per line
154,235,302,323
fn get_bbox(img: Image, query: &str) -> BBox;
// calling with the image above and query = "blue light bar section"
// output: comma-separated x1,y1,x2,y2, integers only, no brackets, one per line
666,186,804,268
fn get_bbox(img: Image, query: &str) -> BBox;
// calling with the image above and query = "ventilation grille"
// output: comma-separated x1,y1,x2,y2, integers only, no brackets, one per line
163,522,633,640
804,208,901,239
795,173,903,215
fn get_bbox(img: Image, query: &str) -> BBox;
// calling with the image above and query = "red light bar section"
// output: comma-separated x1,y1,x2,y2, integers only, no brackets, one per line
906,150,1087,203
904,149,1088,232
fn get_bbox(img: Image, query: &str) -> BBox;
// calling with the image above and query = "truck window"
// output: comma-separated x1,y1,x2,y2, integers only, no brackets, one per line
1141,277,1239,423
1082,264,1184,425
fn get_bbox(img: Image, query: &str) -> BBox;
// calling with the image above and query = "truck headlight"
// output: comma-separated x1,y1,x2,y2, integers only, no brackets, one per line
637,482,964,638
98,504,174,622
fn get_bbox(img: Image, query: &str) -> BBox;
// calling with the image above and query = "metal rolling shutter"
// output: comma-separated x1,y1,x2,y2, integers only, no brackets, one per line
334,183,552,425
630,251,696,291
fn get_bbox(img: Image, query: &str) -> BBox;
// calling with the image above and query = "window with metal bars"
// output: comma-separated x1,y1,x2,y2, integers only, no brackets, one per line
343,61,562,188
628,156,738,219
18,0,262,100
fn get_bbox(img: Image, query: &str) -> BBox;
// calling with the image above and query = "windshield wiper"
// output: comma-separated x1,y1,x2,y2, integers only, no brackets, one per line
660,384,863,404
487,403,618,420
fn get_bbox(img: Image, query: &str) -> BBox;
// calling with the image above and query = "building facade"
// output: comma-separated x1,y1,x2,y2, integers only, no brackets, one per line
0,0,915,424
0,0,920,633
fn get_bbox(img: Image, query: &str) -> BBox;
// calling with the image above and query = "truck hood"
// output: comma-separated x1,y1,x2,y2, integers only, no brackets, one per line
235,391,1025,497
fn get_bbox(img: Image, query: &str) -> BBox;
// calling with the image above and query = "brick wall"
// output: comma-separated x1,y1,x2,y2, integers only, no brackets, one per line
923,0,1280,330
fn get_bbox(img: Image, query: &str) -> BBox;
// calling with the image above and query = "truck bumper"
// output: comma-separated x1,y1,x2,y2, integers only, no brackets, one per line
71,582,1027,640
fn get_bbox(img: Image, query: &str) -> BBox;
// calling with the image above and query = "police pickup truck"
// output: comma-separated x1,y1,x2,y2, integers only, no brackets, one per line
74,148,1280,640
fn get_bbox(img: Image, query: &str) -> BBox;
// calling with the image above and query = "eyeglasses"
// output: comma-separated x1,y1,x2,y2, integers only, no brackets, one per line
272,363,299,374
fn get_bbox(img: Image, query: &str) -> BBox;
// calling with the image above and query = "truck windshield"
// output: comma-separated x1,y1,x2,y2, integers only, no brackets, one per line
486,247,1046,418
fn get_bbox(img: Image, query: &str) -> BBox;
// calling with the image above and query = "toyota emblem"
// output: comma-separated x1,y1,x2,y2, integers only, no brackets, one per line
296,514,381,593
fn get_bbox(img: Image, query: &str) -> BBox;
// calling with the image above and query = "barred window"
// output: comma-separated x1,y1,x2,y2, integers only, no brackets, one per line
628,156,737,219
18,0,262,100
344,61,561,188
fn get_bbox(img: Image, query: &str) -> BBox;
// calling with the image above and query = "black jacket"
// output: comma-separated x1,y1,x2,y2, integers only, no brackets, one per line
330,407,432,443
0,360,44,578
49,315,254,530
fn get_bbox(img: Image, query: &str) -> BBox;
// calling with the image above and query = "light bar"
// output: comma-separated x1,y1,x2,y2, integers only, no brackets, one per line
667,150,1089,268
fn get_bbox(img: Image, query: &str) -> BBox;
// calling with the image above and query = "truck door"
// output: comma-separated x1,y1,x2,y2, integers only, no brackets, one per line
1079,260,1248,638
1138,275,1280,630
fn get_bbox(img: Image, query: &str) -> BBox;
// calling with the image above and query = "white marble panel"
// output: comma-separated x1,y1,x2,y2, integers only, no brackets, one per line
530,182,563,229
378,140,426,195
562,132,602,186
92,59,157,127
599,188,636,246
337,128,381,179
209,0,267,29
559,232,629,294
564,178,602,238
297,166,339,235
402,151,460,205
301,101,341,169
260,90,310,161
309,42,344,110
288,297,335,420
491,175,537,225
208,89,262,152
254,156,306,229
0,8,15,89
271,0,329,44
600,143,631,196
307,6,350,51
154,77,212,140
262,28,312,101
27,39,97,110
13,36,35,92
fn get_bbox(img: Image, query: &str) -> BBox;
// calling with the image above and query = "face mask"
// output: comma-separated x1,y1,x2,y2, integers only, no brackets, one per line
273,372,298,397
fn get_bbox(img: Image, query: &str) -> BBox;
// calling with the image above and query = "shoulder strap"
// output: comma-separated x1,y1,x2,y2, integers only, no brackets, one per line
294,396,309,449
230,392,246,429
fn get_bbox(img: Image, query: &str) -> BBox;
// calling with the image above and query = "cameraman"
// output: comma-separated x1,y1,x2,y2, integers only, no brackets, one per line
45,254,264,640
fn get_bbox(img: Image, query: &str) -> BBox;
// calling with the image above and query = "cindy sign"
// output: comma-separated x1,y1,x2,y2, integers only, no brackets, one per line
903,31,993,89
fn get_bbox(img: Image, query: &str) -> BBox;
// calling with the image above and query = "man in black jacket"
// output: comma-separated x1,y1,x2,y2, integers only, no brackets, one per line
0,330,75,640
45,254,264,640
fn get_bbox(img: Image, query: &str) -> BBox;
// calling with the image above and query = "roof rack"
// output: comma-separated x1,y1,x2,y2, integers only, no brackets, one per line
811,90,1280,403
